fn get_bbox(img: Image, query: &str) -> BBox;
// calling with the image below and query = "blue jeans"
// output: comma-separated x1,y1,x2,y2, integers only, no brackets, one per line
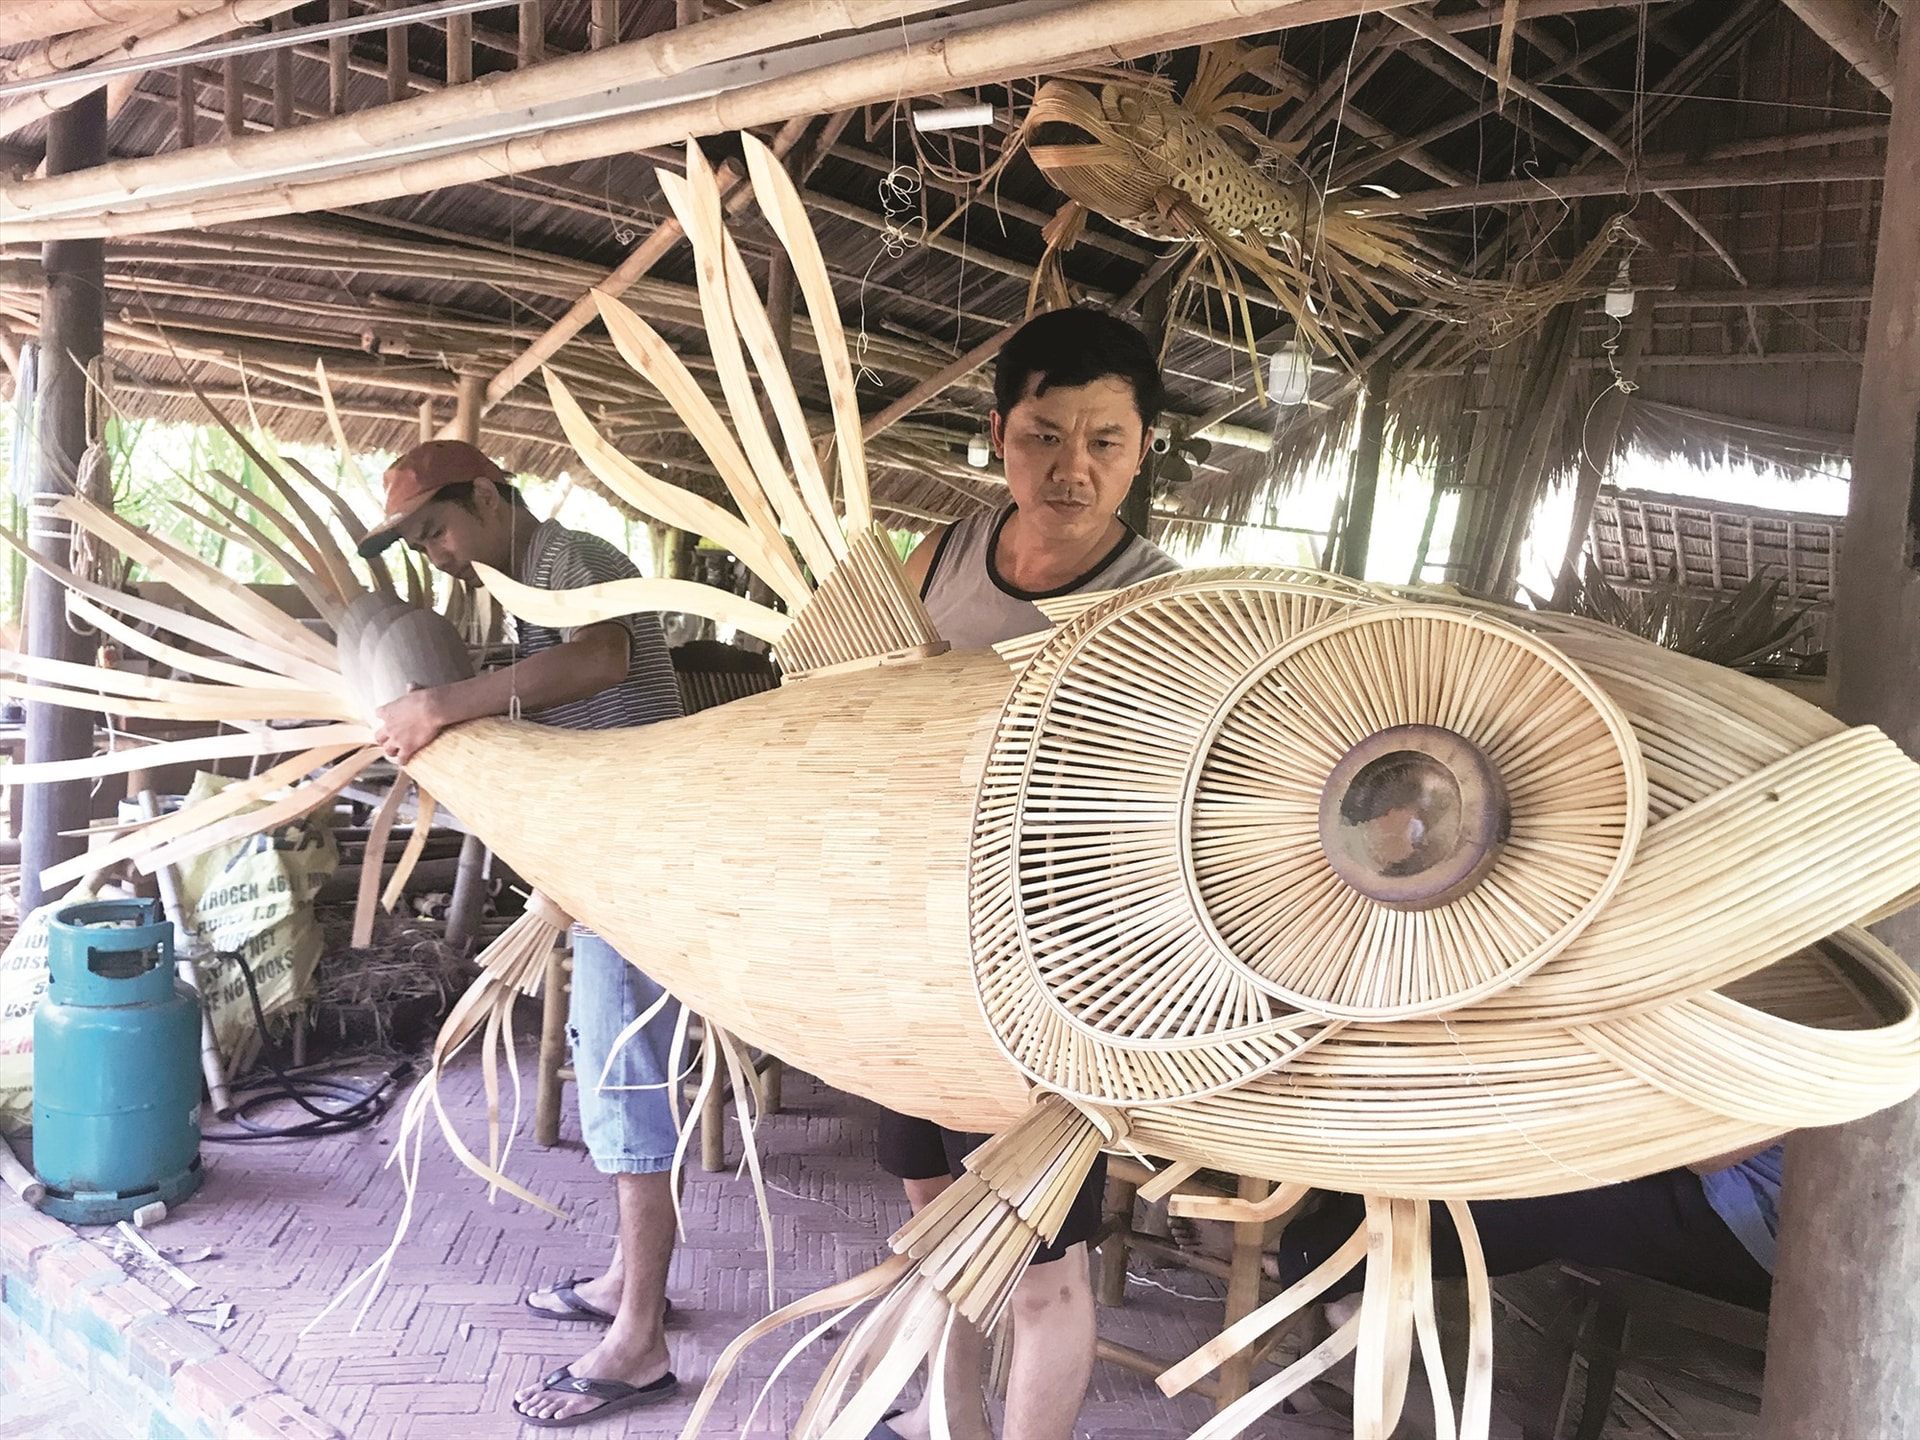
566,927,683,1175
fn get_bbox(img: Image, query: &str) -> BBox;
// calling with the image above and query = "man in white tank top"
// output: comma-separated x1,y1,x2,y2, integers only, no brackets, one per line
877,310,1178,1440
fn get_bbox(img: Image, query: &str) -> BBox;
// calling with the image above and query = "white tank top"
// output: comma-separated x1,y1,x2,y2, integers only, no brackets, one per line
919,505,1179,650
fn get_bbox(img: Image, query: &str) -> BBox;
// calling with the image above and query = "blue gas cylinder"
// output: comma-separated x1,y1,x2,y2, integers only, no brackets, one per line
32,899,205,1224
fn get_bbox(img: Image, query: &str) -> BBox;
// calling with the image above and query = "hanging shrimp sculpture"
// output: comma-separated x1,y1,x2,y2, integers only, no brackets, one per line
5,133,1920,1440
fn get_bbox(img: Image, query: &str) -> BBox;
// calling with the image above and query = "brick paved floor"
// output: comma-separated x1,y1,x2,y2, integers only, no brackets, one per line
44,1033,1755,1440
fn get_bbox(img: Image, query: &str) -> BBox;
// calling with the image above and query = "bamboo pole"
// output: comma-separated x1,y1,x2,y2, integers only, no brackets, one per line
0,3,192,48
0,1,306,142
327,0,349,112
0,0,1393,242
221,53,243,138
385,9,409,106
446,4,472,86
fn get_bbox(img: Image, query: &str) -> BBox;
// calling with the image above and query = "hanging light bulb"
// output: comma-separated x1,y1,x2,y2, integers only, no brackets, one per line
1267,340,1314,407
1604,256,1635,319
913,104,994,133
966,431,992,468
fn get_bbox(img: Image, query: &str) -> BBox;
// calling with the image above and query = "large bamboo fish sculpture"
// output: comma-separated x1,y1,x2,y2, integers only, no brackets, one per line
7,133,1920,1440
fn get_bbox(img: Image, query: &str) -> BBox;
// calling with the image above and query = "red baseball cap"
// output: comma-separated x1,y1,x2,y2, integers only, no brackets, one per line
357,440,510,557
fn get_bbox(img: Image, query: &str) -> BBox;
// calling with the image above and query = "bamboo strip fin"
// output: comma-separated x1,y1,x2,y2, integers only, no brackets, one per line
658,155,839,581
35,743,360,892
776,529,945,678
1162,1196,1491,1440
136,747,380,874
382,790,437,913
741,130,870,533
50,494,339,673
0,518,339,691
3,724,372,791
472,563,792,648
542,363,810,612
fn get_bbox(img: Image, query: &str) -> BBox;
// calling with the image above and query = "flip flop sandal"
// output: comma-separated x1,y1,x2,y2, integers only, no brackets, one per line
512,1366,678,1428
525,1281,675,1327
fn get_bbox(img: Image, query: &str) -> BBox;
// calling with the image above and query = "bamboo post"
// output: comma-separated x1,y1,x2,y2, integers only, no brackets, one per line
589,0,617,50
1337,361,1391,579
135,784,234,1119
416,397,434,443
272,11,295,129
20,90,104,912
447,6,474,86
519,0,544,66
1096,1170,1140,1307
222,54,243,138
175,69,196,149
386,8,409,107
328,0,350,113
677,0,701,25
1120,273,1171,535
1760,25,1920,1440
0,1132,43,1208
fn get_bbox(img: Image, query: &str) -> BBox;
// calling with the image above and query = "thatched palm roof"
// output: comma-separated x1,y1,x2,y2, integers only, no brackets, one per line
0,0,1899,561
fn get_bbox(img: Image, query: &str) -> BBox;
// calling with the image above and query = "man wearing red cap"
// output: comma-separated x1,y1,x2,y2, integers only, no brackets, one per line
362,439,688,1427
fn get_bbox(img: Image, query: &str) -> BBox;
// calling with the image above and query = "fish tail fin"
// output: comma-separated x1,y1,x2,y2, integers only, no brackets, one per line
1158,1193,1494,1440
685,1094,1108,1436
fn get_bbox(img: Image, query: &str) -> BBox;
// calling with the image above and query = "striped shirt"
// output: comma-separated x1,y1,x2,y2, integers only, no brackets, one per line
513,518,682,732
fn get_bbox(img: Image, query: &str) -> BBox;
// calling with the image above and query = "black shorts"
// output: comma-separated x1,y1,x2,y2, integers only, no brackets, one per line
874,1106,1107,1266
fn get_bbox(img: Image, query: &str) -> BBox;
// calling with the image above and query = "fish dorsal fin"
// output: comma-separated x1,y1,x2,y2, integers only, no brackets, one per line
518,134,946,680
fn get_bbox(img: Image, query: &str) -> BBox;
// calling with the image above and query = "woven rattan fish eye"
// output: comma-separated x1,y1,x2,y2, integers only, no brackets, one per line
968,574,1379,1105
1176,606,1648,1019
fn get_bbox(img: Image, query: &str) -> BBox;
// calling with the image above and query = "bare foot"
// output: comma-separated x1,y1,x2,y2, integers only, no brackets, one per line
512,1331,672,1424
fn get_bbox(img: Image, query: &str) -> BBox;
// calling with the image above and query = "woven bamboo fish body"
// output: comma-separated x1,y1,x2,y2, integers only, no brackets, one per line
398,569,1920,1207
1027,78,1307,244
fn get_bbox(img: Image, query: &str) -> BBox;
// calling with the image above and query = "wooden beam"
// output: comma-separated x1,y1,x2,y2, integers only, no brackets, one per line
1760,19,1920,1436
222,53,243,137
272,9,294,129
1350,152,1889,214
1781,0,1899,98
862,320,1021,443
175,68,196,148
